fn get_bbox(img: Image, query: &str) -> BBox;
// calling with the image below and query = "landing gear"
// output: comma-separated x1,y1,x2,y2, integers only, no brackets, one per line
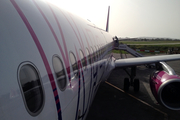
123,66,140,92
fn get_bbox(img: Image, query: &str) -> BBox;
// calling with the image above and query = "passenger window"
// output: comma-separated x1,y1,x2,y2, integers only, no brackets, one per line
53,56,67,91
79,50,87,68
97,45,100,57
97,46,100,58
99,46,102,56
69,52,78,77
91,47,95,62
95,46,98,59
91,47,95,63
19,63,44,116
86,48,91,64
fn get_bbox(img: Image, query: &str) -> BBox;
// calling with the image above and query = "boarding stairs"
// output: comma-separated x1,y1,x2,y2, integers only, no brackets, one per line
114,43,154,68
115,43,143,57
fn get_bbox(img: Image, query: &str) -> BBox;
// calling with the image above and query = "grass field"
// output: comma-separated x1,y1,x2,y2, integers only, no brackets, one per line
114,40,180,54
119,40,180,45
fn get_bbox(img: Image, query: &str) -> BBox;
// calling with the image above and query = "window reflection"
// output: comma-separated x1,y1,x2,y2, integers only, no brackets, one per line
86,48,91,64
19,64,44,116
53,56,67,91
91,47,95,62
70,52,78,77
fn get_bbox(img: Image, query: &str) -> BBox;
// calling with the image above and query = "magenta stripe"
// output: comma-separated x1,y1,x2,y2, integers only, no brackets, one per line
68,14,84,49
69,15,83,46
10,0,56,89
32,0,67,64
53,5,86,61
85,29,94,52
54,89,58,97
47,4,71,85
56,99,59,104
58,109,61,113
10,0,62,119
32,1,71,86
86,29,93,44
60,12,88,67
48,5,69,66
82,30,89,64
68,14,88,67
60,12,85,54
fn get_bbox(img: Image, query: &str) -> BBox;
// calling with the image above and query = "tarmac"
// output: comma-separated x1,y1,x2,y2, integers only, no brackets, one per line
86,53,180,120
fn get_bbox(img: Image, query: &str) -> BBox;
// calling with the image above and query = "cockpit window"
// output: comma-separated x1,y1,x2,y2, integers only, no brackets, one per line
18,63,44,116
53,56,67,91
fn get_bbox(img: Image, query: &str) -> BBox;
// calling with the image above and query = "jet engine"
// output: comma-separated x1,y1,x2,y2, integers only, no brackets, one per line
150,62,180,110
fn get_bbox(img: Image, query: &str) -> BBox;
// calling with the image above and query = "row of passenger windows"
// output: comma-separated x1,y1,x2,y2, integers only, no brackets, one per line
18,46,108,116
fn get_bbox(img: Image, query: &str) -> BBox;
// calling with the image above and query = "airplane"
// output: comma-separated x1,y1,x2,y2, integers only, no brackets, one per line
1,0,180,120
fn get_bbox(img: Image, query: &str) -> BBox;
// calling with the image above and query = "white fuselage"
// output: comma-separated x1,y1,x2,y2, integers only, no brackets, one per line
0,0,115,120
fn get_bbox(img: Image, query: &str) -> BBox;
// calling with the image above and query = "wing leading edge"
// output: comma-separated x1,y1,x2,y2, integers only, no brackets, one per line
115,54,180,68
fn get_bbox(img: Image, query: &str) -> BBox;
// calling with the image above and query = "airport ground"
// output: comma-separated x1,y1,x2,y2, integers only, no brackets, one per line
86,53,180,120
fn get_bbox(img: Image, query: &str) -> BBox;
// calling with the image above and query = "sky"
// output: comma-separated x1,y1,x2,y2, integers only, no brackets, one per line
47,0,180,39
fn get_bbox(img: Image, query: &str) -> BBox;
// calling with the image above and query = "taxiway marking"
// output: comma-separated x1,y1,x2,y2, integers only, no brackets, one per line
105,81,168,120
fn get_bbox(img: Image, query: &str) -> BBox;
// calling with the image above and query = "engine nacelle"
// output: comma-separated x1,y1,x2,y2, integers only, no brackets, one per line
150,62,180,110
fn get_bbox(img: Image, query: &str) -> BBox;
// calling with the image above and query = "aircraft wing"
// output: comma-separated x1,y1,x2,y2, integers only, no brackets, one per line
115,54,180,68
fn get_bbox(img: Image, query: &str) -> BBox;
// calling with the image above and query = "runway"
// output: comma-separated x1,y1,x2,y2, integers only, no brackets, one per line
86,54,180,120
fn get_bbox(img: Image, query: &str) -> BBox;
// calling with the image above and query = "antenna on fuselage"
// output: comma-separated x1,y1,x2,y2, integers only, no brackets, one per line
106,6,110,32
